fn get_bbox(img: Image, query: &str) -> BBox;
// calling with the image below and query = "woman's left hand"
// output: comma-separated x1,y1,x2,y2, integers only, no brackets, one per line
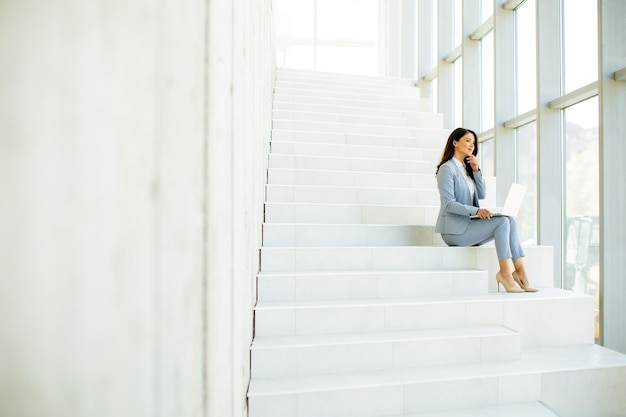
475,208,493,219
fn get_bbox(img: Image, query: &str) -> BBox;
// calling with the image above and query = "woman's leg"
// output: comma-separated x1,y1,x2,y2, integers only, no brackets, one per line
442,217,512,260
442,217,521,289
506,217,536,289
507,216,525,260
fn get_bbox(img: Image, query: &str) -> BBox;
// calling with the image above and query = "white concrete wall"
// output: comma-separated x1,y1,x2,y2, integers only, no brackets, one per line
0,0,274,416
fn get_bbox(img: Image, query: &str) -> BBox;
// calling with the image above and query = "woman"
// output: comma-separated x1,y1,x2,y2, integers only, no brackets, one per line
434,127,537,293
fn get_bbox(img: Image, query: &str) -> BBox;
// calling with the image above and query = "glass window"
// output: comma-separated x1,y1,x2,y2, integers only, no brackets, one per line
273,0,380,75
277,44,315,70
563,0,598,93
432,2,439,66
316,0,378,40
454,57,463,128
274,0,314,68
516,122,537,244
455,0,463,47
481,0,493,23
479,138,494,177
432,77,439,114
481,31,494,131
515,0,536,114
564,96,600,342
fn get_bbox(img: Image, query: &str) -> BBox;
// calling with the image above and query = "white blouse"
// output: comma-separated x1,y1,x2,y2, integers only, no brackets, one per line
452,157,475,201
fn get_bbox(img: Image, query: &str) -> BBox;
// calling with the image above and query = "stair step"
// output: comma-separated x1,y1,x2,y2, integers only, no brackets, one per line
262,224,444,247
276,68,416,87
272,100,433,118
272,110,442,129
256,269,488,302
274,82,420,98
253,288,593,348
271,129,447,148
414,403,560,417
273,94,430,112
251,326,520,378
404,402,561,417
274,86,421,102
266,184,439,205
248,344,626,417
268,168,438,188
266,169,496,206
264,202,439,226
275,73,416,87
269,154,434,175
270,140,441,161
258,245,553,285
272,119,441,139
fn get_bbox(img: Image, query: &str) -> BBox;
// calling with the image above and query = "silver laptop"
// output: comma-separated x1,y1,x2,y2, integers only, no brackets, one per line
470,183,527,219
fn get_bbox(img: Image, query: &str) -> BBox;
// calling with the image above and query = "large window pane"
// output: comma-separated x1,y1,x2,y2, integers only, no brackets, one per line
274,0,380,75
563,0,598,93
432,2,438,66
274,0,314,68
454,0,463,47
277,44,314,70
454,57,463,127
516,122,537,244
316,0,378,40
481,31,494,131
432,77,439,114
479,138,494,177
515,0,536,114
564,96,600,342
481,0,493,23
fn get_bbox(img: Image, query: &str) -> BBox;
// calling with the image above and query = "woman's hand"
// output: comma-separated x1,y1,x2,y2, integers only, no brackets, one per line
465,155,480,172
474,208,492,219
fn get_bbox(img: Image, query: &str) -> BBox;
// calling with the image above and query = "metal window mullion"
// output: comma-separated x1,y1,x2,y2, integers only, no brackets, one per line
549,81,599,109
503,109,537,128
470,16,494,40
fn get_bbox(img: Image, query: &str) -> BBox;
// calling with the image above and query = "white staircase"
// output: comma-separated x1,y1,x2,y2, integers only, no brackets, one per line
248,68,626,417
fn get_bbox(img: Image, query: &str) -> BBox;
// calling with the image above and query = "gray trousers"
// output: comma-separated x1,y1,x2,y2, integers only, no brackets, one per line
440,216,525,261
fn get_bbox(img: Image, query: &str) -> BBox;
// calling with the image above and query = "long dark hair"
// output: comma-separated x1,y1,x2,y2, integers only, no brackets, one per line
435,127,479,178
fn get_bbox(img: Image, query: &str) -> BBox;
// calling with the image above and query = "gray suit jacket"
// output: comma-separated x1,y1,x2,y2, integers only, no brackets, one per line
434,159,486,235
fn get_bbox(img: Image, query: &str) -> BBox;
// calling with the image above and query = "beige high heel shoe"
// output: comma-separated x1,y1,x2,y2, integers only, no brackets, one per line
512,271,538,292
496,272,524,293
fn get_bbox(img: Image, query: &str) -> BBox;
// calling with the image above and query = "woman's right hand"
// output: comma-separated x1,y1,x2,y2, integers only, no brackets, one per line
474,208,493,219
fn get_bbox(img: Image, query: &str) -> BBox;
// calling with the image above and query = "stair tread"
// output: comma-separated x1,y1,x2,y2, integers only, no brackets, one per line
248,344,626,396
272,127,447,137
266,184,436,192
268,167,436,178
251,325,517,349
263,223,436,226
273,118,431,129
272,108,434,117
254,288,588,310
269,153,434,165
270,139,441,152
398,401,560,417
257,268,483,277
265,201,439,208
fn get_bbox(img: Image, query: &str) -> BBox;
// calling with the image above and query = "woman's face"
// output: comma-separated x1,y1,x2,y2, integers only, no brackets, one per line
453,133,476,158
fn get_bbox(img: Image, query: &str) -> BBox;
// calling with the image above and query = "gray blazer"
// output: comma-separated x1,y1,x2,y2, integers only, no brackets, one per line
434,159,486,235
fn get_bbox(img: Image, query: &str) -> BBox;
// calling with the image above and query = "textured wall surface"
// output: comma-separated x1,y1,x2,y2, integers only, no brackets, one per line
0,0,274,416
